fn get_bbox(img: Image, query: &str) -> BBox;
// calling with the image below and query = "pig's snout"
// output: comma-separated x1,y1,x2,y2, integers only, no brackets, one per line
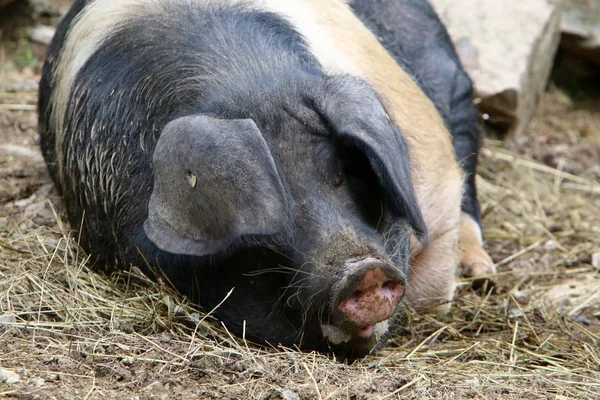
333,258,405,335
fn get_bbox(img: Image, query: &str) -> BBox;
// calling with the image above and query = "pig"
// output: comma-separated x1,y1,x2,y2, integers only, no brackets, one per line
38,0,495,359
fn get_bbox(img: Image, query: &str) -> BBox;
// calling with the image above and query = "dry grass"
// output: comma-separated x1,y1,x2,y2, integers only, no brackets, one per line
1,88,599,399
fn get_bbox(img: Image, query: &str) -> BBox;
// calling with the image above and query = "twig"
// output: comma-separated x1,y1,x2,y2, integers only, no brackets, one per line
185,287,234,358
509,321,519,365
0,104,36,111
405,326,448,359
301,360,323,400
83,376,96,400
378,376,423,400
496,241,542,266
481,147,600,187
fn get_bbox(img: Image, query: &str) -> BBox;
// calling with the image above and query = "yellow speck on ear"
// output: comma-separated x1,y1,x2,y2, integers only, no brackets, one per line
187,173,197,188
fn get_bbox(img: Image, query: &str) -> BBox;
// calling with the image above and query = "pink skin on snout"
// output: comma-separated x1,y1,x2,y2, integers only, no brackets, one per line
338,267,404,337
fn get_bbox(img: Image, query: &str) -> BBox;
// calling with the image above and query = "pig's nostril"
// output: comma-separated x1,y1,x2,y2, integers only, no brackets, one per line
382,280,395,291
347,290,363,306
381,281,394,298
381,280,404,301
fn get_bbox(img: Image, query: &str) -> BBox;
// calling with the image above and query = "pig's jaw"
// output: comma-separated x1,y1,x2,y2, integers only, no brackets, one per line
320,320,390,345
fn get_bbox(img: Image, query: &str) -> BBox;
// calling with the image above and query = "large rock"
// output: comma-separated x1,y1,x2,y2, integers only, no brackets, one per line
561,0,600,65
430,0,562,137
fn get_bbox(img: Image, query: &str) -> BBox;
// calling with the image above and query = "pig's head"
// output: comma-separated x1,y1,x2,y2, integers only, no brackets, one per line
143,75,427,358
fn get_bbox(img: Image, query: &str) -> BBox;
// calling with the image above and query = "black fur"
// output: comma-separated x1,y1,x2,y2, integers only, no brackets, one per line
351,0,483,224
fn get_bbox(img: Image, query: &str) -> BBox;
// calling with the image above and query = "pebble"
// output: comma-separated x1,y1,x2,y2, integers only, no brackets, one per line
33,377,46,388
0,313,16,324
121,357,134,366
591,252,600,270
0,367,21,384
508,308,524,319
574,315,591,326
119,321,134,334
282,389,300,400
29,25,56,46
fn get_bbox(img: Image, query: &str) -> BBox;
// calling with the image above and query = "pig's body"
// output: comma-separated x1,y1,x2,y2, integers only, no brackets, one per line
39,0,494,358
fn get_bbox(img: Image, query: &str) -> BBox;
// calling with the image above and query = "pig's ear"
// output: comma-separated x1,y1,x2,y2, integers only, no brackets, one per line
144,115,290,256
311,75,427,240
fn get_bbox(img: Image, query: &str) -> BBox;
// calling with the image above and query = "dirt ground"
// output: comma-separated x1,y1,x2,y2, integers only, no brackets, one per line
1,2,599,399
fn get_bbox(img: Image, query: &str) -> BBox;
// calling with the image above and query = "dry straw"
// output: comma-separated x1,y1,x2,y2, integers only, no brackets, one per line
1,92,599,399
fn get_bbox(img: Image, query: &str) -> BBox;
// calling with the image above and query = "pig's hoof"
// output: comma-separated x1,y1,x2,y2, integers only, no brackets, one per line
460,248,496,278
460,247,497,292
462,260,495,277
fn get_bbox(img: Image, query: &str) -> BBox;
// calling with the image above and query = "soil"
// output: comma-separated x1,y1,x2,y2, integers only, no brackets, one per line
1,1,599,399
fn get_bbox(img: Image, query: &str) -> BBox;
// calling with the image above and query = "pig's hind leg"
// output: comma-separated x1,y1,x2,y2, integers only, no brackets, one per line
449,72,496,279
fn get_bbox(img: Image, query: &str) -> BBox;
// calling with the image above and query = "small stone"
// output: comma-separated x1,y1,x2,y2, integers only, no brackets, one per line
0,368,21,384
33,377,45,388
508,308,524,319
44,373,59,381
574,315,591,326
25,201,54,221
145,381,165,392
282,390,300,400
119,321,134,334
30,25,56,46
591,252,600,270
121,357,134,366
464,376,481,387
0,313,16,324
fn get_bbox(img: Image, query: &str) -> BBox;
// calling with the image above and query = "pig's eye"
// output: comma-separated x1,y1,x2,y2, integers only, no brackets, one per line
315,142,344,187
339,146,385,228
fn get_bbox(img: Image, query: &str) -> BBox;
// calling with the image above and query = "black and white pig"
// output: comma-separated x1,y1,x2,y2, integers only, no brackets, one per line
39,0,495,358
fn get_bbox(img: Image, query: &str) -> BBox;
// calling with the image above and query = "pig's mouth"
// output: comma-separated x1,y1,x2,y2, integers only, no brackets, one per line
321,319,391,346
317,317,400,360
